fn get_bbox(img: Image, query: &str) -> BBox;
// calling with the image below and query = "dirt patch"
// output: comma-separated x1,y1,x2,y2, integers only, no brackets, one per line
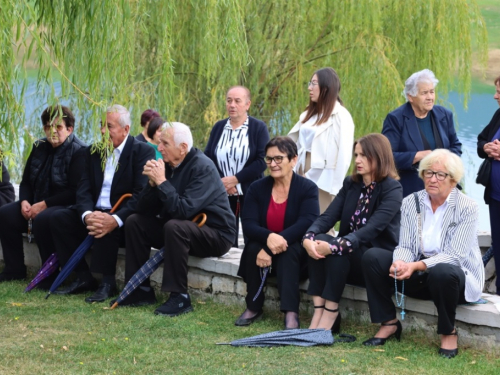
472,49,500,83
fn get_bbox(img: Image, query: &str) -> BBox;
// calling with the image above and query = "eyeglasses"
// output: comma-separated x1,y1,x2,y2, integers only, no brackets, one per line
264,156,285,164
423,169,449,181
308,81,319,87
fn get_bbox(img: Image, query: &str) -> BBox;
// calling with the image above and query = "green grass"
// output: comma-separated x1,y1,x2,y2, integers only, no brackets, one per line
477,0,500,49
0,281,498,375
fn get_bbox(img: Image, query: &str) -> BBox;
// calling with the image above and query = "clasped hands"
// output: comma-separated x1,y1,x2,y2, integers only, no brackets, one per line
484,140,500,160
389,260,427,280
84,211,118,238
21,200,47,220
302,238,331,260
255,233,288,268
222,176,238,195
143,159,167,187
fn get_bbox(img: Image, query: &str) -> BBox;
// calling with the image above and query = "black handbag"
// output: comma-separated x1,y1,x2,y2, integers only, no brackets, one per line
476,158,491,187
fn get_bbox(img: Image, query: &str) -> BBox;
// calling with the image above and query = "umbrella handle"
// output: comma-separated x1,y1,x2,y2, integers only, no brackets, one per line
192,213,207,227
110,301,119,310
110,193,133,213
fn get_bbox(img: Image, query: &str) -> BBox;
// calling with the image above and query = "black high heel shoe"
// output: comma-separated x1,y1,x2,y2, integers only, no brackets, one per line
323,306,341,334
362,320,402,346
438,330,458,359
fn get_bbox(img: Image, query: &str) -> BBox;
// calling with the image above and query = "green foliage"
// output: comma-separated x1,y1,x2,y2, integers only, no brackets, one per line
0,0,488,165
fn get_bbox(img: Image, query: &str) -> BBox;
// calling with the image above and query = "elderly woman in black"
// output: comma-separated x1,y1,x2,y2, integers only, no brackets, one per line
362,149,485,359
0,158,15,207
302,133,402,332
0,105,86,286
236,136,319,329
205,86,270,247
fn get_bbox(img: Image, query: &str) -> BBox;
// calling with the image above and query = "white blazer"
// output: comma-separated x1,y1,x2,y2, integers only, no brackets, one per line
288,102,355,195
394,188,485,302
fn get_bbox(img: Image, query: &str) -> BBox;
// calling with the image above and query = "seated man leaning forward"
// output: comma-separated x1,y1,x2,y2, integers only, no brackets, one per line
50,105,155,302
118,122,236,316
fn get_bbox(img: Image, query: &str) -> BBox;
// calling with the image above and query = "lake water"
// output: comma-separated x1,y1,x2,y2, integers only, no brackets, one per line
17,81,496,231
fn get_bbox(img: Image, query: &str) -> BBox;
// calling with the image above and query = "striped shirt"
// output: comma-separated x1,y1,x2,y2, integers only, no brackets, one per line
215,118,250,195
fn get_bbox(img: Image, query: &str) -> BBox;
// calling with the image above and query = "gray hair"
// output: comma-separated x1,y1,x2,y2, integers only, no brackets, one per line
106,104,131,128
403,69,439,99
162,122,193,151
418,149,464,183
227,85,251,102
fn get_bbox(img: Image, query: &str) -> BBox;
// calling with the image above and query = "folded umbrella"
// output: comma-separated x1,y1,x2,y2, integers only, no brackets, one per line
24,253,59,293
45,193,133,299
110,213,207,310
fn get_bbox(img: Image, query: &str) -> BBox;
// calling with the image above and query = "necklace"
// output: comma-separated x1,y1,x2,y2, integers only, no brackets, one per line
394,267,406,320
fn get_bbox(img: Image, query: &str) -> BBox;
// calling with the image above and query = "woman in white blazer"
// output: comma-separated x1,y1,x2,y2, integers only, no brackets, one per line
362,149,484,359
288,67,355,214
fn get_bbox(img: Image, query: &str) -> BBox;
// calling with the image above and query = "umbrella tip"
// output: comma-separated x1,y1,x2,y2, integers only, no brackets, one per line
110,302,118,310
215,342,230,345
45,292,51,300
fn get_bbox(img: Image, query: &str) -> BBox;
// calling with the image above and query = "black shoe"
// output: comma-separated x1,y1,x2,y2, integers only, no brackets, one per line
53,278,98,295
362,320,402,346
110,288,157,308
323,306,341,334
154,293,193,317
85,283,117,303
235,309,263,326
438,330,458,358
0,272,26,283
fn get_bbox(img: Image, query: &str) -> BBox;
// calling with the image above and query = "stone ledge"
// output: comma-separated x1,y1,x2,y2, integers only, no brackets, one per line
1,235,499,348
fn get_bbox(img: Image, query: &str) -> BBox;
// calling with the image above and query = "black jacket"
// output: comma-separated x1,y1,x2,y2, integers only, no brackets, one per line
477,108,500,204
0,162,15,207
19,133,87,206
136,148,236,244
307,176,402,252
204,116,269,195
76,135,154,223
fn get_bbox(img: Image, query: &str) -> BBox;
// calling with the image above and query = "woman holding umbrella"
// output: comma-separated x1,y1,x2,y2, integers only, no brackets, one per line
236,136,319,329
302,134,402,333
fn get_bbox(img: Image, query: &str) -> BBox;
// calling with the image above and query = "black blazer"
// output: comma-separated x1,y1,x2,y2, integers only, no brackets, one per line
76,135,154,223
307,176,402,251
242,173,319,256
204,116,269,194
477,108,500,204
0,162,15,207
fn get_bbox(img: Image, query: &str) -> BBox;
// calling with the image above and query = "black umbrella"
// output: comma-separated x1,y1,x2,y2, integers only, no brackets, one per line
45,193,133,299
217,329,356,347
110,213,207,310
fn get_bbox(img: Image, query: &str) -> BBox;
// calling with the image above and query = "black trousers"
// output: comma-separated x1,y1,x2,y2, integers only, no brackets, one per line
489,198,500,292
228,194,244,247
0,201,64,275
307,233,367,302
125,214,231,294
237,241,308,313
362,247,466,334
50,208,124,278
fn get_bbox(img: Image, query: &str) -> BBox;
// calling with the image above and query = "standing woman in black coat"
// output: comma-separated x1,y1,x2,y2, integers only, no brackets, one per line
302,134,402,332
477,74,500,296
0,158,15,207
205,86,270,247
0,105,86,285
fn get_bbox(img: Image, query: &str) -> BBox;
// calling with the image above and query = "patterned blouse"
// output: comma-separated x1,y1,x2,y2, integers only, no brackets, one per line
303,181,377,256
215,117,250,195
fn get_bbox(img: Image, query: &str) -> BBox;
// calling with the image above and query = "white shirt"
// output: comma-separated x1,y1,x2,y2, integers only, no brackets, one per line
82,136,128,227
215,118,250,195
421,193,450,257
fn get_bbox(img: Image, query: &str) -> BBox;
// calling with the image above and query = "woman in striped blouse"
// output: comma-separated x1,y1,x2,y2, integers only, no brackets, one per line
362,149,485,359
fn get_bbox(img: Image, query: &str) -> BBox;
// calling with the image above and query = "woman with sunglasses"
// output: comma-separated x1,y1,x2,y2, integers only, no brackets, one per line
362,149,484,359
236,136,319,329
288,67,355,215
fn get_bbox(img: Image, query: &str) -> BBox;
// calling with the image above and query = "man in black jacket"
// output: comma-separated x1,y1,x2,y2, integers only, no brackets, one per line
50,105,154,302
119,122,236,316
0,105,86,286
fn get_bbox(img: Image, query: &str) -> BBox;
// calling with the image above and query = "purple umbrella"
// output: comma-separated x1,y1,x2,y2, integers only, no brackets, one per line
110,213,207,310
45,194,133,299
24,253,59,293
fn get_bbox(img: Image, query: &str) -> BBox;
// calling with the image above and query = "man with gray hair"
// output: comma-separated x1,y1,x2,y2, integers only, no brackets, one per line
382,69,462,196
51,105,155,302
118,122,236,316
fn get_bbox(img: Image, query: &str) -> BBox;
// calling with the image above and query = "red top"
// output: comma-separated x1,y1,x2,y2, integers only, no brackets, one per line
266,196,288,233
